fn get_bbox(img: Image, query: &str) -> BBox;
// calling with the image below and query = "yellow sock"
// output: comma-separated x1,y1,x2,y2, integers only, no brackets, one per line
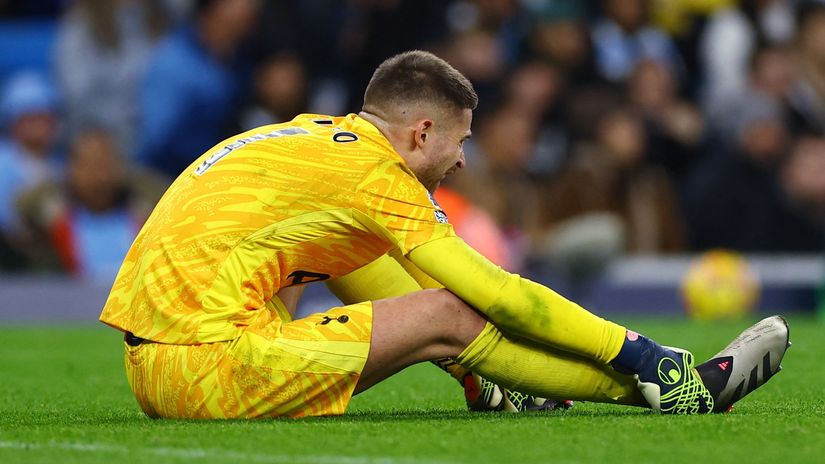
490,277,629,363
456,322,646,406
410,238,630,363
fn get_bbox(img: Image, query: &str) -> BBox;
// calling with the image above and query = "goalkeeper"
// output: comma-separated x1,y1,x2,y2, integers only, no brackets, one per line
100,51,788,419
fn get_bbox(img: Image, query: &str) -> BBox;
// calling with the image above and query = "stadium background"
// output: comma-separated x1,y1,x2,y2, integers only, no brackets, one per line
0,0,824,321
1,3,824,463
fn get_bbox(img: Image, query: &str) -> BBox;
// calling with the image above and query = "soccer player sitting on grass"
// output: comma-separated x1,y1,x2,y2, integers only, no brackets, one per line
100,51,790,419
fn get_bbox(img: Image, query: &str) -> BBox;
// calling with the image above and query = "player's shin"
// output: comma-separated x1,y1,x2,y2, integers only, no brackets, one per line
410,239,628,363
455,322,646,406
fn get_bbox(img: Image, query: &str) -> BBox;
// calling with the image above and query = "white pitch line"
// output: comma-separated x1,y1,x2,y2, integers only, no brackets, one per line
0,440,458,464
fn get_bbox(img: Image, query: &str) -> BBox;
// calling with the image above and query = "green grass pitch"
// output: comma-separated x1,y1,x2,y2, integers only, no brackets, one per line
2,315,823,464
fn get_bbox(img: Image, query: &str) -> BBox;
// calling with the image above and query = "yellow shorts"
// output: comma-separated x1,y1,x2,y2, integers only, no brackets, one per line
124,301,373,419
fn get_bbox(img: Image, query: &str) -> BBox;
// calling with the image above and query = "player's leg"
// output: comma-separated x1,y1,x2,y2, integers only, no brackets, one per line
358,287,790,414
327,252,475,385
123,291,787,418
410,239,790,413
353,288,486,393
327,253,471,385
354,288,644,406
457,317,789,414
455,321,645,405
329,253,563,410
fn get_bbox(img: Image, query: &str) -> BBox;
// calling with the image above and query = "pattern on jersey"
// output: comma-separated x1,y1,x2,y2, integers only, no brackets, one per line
101,114,455,344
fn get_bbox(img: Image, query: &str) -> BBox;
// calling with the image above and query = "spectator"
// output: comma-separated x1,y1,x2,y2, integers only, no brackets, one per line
525,1,600,87
685,94,824,251
527,3,624,157
502,60,570,177
0,71,61,269
536,106,685,259
446,104,543,271
592,0,683,83
442,28,508,113
337,0,451,111
706,45,796,148
564,82,626,141
628,58,705,189
234,52,308,132
699,0,795,106
787,1,825,135
782,136,825,227
137,0,259,178
248,1,351,116
0,0,822,279
54,0,169,159
445,0,528,64
751,45,796,103
648,0,732,94
17,127,166,280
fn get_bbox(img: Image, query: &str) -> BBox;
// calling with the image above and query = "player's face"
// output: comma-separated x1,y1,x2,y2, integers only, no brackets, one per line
419,109,473,192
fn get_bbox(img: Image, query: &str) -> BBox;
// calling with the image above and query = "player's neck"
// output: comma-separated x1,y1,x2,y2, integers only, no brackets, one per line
359,111,415,165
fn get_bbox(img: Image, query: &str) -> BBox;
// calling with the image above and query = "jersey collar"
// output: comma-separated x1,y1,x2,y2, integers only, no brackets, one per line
346,114,407,165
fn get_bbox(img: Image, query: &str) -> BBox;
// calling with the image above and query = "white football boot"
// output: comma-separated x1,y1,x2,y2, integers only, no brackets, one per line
694,315,790,413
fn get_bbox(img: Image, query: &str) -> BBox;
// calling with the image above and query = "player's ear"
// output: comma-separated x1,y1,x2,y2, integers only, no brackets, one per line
413,119,433,148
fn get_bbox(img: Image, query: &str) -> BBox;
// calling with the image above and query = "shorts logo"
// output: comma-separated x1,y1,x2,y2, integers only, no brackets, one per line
318,315,349,325
287,270,331,286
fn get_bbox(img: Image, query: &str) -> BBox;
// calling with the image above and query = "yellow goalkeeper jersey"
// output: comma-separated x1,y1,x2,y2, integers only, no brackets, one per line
100,114,455,344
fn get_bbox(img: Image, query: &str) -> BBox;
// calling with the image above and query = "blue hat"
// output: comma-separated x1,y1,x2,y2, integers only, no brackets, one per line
0,71,58,125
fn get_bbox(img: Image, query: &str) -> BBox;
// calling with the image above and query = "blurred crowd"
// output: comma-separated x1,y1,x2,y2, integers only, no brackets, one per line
1,0,824,283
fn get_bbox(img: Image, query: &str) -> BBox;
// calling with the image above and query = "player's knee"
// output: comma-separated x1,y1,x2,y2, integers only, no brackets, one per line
421,288,486,348
420,288,467,315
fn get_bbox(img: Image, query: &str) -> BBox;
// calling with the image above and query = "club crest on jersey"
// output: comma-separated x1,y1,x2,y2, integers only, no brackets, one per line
428,192,449,224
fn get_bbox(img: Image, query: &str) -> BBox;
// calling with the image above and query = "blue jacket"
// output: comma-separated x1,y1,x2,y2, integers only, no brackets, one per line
138,26,244,177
